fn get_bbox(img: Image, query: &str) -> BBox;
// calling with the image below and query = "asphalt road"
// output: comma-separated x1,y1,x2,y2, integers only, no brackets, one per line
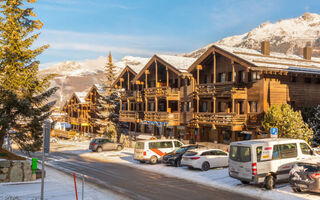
33,151,257,200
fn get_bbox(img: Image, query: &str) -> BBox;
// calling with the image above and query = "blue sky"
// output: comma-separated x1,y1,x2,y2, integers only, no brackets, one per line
33,0,320,68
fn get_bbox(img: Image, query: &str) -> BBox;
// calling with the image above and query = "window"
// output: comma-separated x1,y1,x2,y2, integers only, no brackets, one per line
273,143,297,159
251,71,261,81
219,73,226,82
216,150,228,156
159,141,173,148
229,146,251,162
300,143,313,155
291,76,297,82
174,141,182,148
228,72,232,81
256,146,262,162
201,151,210,156
249,101,258,113
316,78,320,84
304,77,312,83
238,71,245,83
135,142,144,149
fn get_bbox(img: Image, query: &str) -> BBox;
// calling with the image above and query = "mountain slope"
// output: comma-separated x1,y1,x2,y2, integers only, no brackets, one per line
184,12,320,58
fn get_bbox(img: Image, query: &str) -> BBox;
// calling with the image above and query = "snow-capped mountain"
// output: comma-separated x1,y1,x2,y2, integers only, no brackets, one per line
184,13,320,58
41,56,149,106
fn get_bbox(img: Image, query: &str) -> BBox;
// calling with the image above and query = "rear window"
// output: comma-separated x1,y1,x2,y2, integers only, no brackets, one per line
135,142,144,149
297,163,320,172
229,146,251,162
184,151,197,156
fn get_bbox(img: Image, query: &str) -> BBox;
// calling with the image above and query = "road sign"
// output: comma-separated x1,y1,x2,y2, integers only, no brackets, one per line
43,120,51,154
270,128,278,138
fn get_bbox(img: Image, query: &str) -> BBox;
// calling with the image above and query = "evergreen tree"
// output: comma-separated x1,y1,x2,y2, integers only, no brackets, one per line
0,0,57,153
302,105,320,146
262,104,313,143
92,52,119,141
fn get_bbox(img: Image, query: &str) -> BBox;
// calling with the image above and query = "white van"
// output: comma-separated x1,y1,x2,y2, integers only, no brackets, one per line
134,139,184,164
228,138,318,189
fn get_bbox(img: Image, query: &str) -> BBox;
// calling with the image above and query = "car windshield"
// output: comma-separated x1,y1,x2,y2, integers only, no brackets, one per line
175,147,188,153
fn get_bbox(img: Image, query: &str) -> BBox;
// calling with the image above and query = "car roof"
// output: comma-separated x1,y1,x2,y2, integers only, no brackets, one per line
137,139,180,142
187,148,227,153
230,138,306,146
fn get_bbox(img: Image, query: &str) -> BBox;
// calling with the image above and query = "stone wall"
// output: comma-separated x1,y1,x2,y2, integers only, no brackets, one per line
0,160,35,182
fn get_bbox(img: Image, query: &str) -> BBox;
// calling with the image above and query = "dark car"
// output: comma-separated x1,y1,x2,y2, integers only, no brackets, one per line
289,160,320,193
162,144,205,167
89,138,124,152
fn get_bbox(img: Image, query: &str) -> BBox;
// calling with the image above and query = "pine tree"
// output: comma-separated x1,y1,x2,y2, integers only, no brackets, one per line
0,0,57,153
302,105,320,146
92,52,119,141
262,104,313,143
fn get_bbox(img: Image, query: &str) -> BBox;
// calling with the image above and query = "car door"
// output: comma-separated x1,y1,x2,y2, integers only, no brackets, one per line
215,150,229,167
206,151,219,168
102,139,113,150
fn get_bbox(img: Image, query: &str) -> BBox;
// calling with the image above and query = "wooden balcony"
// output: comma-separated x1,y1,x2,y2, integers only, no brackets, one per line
194,83,247,99
195,112,246,127
144,112,180,126
145,87,179,99
70,117,79,125
119,111,139,123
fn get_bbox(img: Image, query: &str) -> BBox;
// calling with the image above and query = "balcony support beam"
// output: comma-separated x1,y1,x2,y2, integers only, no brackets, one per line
155,97,158,112
127,71,130,90
213,97,216,113
232,98,235,113
145,98,148,112
166,66,169,87
196,95,199,113
232,60,235,83
120,99,122,111
213,52,216,84
155,60,158,87
127,99,130,111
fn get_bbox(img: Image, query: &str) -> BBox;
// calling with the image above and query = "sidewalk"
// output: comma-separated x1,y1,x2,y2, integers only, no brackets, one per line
0,164,125,200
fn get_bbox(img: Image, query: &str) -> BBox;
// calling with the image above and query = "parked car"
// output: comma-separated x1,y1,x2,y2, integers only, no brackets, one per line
89,138,124,152
289,159,320,193
228,138,318,190
181,148,229,171
134,139,184,164
162,144,206,167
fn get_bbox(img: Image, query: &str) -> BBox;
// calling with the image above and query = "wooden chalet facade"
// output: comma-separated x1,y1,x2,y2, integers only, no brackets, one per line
117,41,320,144
62,84,105,135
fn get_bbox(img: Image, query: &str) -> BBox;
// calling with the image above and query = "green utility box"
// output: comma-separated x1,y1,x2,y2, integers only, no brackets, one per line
32,158,38,174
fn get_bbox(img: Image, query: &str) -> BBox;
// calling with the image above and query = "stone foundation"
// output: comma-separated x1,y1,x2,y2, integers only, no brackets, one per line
0,160,35,182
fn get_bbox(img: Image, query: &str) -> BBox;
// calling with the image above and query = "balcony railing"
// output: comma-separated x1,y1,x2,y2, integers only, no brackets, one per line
144,111,180,126
195,112,246,126
145,87,179,97
195,83,247,98
120,90,134,99
134,91,143,102
119,111,140,122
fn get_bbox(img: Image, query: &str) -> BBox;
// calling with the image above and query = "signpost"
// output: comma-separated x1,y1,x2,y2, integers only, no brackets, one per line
270,128,278,138
41,120,51,200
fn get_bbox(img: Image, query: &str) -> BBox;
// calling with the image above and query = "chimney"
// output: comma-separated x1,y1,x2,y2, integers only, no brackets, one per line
303,46,312,60
261,41,270,56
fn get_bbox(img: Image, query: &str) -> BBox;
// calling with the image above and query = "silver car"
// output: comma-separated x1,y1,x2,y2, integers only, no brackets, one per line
89,138,124,152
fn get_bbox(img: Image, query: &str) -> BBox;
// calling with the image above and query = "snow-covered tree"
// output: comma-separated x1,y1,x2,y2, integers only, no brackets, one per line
262,104,313,143
302,105,320,147
0,0,57,153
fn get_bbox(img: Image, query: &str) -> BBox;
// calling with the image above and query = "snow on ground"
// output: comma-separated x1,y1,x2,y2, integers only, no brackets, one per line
51,140,320,200
0,164,126,200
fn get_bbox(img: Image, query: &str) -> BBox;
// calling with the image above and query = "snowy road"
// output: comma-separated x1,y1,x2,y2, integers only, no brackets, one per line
32,151,256,200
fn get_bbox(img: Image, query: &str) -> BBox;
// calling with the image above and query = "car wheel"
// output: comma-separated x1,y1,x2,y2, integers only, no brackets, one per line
117,145,123,151
97,147,103,153
139,160,145,163
201,162,210,171
264,175,275,190
150,156,158,164
175,159,181,167
241,180,250,184
292,187,302,193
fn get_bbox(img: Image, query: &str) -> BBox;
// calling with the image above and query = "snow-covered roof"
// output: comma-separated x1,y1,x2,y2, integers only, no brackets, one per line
94,84,106,94
74,92,87,103
214,44,320,74
156,54,196,73
115,56,149,74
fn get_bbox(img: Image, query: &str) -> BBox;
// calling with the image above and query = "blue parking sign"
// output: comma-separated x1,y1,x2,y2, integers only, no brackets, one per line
271,128,278,138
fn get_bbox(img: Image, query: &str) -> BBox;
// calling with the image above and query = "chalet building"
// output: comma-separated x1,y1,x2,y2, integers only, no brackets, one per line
116,41,320,144
62,84,105,135
187,42,320,143
117,54,196,138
